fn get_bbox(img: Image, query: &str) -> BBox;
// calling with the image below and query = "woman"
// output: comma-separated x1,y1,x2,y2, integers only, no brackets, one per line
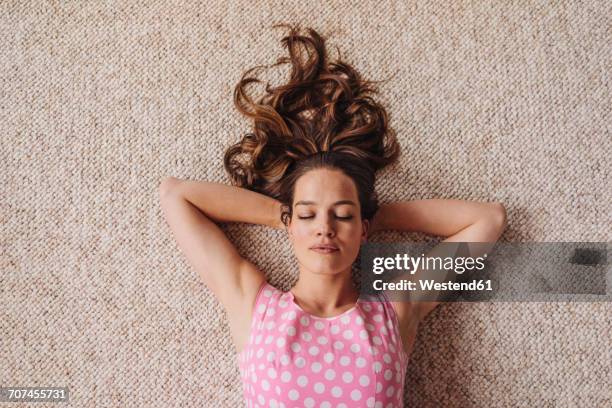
160,24,507,408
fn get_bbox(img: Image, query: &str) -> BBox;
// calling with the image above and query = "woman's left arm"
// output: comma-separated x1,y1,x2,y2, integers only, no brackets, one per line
370,199,507,237
369,199,508,321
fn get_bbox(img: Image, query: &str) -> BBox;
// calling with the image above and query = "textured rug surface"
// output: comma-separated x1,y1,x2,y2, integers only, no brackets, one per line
1,1,610,407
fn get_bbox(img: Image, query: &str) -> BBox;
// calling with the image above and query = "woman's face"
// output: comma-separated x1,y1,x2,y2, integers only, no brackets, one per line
286,168,369,275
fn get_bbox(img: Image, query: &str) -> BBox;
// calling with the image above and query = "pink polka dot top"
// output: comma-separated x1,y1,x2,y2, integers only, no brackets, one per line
237,280,409,408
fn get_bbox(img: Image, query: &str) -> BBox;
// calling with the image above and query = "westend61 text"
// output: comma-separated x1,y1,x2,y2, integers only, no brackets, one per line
373,279,493,291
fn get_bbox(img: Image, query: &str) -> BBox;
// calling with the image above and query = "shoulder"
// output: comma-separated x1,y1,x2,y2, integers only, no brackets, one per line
386,299,420,357
225,262,267,326
239,273,284,321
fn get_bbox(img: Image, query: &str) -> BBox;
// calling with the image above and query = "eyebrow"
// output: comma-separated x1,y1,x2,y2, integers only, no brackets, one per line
294,200,356,207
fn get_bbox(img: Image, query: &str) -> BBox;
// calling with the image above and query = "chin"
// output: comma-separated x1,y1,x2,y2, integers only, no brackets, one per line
306,260,350,274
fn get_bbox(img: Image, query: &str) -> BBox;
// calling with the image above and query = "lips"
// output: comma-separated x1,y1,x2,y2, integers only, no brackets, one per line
310,244,339,254
310,247,339,254
310,244,339,250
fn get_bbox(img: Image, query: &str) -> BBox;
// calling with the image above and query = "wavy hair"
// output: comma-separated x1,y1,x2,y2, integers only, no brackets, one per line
223,23,401,227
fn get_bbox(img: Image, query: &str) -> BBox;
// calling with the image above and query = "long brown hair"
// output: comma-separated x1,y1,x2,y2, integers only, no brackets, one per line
223,23,401,227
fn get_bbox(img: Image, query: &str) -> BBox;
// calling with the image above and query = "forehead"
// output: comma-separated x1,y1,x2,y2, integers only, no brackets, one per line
293,169,358,203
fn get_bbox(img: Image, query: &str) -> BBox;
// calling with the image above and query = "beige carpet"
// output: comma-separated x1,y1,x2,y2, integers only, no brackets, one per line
1,1,610,407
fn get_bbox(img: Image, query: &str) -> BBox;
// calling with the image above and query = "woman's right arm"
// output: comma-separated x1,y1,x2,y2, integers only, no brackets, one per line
165,177,284,229
158,177,282,320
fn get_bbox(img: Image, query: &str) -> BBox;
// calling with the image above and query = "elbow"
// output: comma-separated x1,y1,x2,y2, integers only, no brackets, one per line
489,202,508,230
159,176,182,199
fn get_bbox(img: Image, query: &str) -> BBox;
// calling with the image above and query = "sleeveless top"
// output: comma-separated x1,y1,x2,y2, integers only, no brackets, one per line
237,280,409,408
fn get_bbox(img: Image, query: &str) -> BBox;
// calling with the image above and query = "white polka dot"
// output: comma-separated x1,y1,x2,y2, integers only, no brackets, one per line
270,399,278,408
359,374,371,386
377,304,383,311
257,304,266,314
323,352,334,363
350,389,362,401
311,362,322,373
304,397,315,408
280,354,290,365
331,386,343,397
373,336,382,345
387,320,393,329
261,379,270,391
301,332,312,341
265,335,274,344
343,330,354,339
375,402,383,408
338,404,348,408
280,371,291,382
389,343,396,353
314,382,325,393
320,402,331,408
291,343,301,352
380,326,388,335
342,371,354,383
317,336,328,345
256,348,264,358
384,369,393,380
309,346,320,356
366,397,375,407
297,375,309,387
396,372,402,382
267,308,276,316
264,289,272,297
356,357,366,368
376,382,383,393
255,334,263,344
324,368,336,380
300,316,310,326
314,321,325,330
258,394,265,405
350,343,361,353
288,389,299,400
267,367,277,379
383,353,391,363
276,338,286,347
340,355,351,366
295,357,306,368
355,316,364,325
363,304,372,312
330,325,340,334
279,299,287,307
366,323,375,331
266,321,275,330
287,326,296,336
373,362,382,373
386,385,395,397
340,315,351,324
359,330,368,339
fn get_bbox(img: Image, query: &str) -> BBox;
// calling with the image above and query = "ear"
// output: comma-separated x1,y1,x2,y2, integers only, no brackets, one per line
361,219,370,243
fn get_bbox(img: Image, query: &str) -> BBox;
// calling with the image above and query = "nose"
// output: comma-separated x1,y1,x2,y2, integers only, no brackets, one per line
316,216,336,237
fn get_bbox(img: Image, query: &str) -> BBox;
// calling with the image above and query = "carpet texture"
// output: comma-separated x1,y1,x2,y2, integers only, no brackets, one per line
1,1,610,407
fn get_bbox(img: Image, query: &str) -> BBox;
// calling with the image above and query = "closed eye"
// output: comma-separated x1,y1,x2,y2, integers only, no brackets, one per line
298,215,353,220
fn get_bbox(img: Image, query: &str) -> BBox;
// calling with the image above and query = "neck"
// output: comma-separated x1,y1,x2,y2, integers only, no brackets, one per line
290,266,359,315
